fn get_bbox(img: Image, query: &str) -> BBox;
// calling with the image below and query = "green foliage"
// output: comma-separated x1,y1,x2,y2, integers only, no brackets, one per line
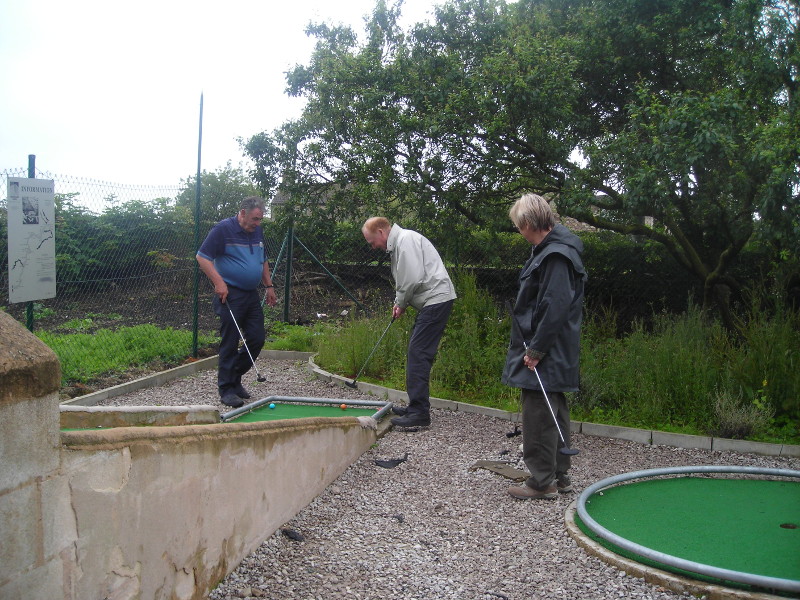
314,315,408,382
428,271,517,409
53,192,195,289
712,386,774,440
176,161,259,224
314,271,519,411
264,321,333,352
575,300,800,440
247,0,799,329
577,305,727,429
307,278,799,443
38,325,217,384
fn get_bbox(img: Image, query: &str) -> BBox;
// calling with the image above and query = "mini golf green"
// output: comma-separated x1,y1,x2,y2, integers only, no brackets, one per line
576,466,800,596
229,402,377,423
62,396,391,430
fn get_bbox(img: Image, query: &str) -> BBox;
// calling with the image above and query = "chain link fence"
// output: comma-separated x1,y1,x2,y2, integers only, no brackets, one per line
2,168,702,397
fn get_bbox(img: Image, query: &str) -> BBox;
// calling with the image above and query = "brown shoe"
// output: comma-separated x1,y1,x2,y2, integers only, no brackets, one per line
556,475,574,493
508,483,558,500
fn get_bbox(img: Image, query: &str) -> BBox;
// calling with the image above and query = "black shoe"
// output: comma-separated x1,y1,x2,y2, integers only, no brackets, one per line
234,384,251,399
391,414,431,427
391,405,408,416
221,393,244,408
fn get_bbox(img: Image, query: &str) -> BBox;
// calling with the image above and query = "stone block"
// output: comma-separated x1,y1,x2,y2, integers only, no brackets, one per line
582,422,652,444
653,430,712,450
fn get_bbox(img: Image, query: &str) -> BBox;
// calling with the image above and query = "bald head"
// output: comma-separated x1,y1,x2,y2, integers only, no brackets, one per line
362,217,392,251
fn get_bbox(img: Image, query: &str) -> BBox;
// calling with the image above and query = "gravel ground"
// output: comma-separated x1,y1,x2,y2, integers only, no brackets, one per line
98,358,799,600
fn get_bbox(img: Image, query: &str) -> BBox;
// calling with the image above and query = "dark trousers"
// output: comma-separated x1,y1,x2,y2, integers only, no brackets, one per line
406,299,454,417
521,388,572,490
213,287,265,395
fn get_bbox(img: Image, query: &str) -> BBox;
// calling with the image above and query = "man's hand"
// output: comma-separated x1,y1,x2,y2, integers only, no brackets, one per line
215,281,229,304
263,287,278,307
392,304,406,319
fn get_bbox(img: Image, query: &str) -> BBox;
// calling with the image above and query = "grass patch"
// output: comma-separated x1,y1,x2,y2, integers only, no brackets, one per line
264,320,333,352
38,324,218,384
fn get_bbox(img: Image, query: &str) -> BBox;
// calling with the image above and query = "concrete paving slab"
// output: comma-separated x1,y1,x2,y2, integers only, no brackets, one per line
653,430,712,450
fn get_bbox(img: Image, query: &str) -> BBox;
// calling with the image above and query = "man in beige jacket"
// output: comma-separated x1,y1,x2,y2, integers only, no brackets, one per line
362,217,457,427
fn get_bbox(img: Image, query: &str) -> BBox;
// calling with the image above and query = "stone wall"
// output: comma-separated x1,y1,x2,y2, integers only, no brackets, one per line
0,313,379,599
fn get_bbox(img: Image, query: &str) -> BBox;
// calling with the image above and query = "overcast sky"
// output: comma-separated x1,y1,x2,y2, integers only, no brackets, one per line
0,0,440,187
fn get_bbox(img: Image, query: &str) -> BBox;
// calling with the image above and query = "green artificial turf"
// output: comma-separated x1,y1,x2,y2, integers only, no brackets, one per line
580,476,800,588
230,402,377,423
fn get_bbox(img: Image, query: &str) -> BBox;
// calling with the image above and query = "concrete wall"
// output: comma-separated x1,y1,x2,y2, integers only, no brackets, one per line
0,312,380,600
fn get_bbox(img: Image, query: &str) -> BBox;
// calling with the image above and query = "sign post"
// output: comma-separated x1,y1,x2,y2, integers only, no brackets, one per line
7,176,56,328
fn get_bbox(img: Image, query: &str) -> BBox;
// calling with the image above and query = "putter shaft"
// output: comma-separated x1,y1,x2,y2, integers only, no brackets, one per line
226,303,265,382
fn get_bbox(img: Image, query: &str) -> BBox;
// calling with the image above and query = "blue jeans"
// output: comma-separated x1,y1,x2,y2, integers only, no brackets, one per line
213,287,265,395
405,300,454,417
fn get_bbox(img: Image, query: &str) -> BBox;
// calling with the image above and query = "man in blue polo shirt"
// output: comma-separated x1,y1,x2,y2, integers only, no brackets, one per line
197,196,277,407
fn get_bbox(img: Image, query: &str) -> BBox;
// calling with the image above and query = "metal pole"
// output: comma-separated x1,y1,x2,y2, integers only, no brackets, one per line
25,154,35,331
282,219,294,322
191,93,203,357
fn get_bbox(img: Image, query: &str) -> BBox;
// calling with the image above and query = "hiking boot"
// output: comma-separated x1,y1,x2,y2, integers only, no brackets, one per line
234,384,251,399
391,405,408,416
556,475,574,493
391,414,431,428
508,483,558,500
220,393,244,408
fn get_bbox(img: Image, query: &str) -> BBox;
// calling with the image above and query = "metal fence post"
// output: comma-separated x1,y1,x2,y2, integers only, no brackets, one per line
25,154,35,331
282,218,294,323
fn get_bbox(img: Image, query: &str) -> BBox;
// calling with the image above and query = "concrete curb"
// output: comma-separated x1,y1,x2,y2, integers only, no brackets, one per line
60,351,313,407
306,356,800,458
60,352,800,458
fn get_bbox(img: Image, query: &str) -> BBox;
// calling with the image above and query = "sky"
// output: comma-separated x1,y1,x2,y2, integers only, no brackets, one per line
0,0,441,187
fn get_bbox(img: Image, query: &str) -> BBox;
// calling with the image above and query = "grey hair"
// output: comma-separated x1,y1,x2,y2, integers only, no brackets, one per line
509,193,556,231
240,196,266,212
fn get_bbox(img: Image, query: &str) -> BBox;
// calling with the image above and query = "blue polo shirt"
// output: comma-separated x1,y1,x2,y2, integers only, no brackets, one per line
197,216,266,290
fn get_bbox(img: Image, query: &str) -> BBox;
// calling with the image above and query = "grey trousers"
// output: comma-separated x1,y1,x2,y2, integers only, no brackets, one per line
405,299,454,417
520,387,572,490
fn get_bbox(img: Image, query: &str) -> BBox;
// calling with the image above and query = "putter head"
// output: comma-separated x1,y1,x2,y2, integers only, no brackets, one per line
559,447,580,456
344,380,357,389
256,375,266,382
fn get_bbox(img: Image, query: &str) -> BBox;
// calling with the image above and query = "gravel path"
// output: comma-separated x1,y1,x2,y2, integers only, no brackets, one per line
99,358,799,600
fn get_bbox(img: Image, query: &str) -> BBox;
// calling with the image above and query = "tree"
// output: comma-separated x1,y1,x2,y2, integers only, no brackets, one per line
245,0,799,328
176,162,260,224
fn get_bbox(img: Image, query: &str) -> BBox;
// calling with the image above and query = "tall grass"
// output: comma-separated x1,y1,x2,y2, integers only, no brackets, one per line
577,305,728,430
576,301,800,440
313,282,800,443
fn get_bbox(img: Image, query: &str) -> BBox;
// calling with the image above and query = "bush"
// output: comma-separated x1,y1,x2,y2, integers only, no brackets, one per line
711,387,774,440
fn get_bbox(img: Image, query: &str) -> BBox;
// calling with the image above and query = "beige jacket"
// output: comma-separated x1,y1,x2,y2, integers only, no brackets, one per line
386,225,457,311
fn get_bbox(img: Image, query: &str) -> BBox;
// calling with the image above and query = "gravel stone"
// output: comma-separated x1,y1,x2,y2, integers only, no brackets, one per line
99,358,799,600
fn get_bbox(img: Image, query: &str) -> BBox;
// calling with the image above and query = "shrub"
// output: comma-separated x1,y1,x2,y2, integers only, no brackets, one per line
711,387,774,440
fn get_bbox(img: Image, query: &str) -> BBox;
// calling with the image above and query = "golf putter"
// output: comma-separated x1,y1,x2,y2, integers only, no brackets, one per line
506,302,579,455
345,316,395,388
226,303,267,383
